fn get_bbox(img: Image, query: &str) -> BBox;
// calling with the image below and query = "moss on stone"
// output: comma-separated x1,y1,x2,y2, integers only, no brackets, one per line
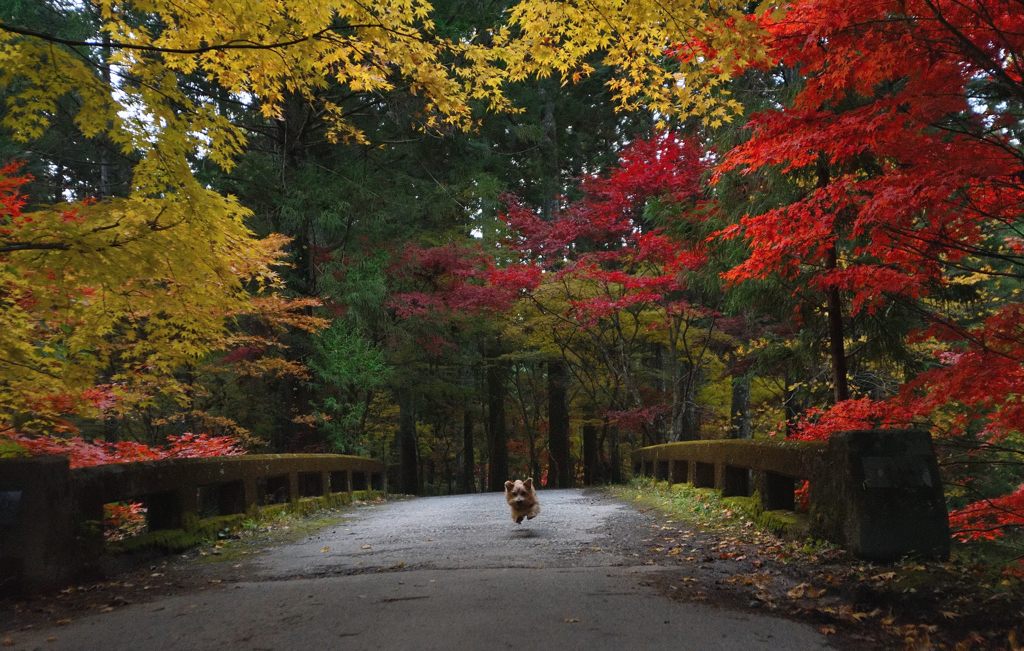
721,491,808,537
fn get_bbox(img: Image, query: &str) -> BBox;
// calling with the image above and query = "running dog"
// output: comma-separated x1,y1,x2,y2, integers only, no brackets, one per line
504,478,540,524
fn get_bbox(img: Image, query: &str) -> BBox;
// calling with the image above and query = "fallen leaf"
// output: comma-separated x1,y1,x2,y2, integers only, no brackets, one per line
788,583,809,599
100,607,114,613
940,611,959,620
563,618,580,623
321,547,330,553
667,548,682,556
55,619,73,626
1008,630,1022,651
819,626,835,635
872,572,896,581
361,544,372,549
423,539,434,542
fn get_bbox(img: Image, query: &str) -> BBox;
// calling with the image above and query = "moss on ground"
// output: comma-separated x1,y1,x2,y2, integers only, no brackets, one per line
107,490,387,556
614,478,818,544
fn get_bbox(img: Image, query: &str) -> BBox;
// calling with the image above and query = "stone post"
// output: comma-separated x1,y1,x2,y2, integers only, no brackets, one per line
810,429,949,561
0,457,80,594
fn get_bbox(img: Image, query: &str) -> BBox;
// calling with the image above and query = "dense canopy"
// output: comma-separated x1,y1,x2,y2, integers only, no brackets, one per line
1,0,1022,559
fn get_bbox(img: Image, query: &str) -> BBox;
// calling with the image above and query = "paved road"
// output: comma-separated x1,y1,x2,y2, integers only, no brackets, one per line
7,490,834,650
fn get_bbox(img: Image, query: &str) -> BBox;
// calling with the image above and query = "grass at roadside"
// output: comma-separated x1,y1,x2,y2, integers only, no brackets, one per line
185,493,399,565
610,477,835,556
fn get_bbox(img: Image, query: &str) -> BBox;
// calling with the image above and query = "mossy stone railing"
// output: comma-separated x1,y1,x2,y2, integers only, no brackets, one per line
632,431,950,562
632,439,826,511
0,454,386,594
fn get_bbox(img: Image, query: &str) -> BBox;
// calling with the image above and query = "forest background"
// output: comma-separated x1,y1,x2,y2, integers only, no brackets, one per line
0,0,1022,553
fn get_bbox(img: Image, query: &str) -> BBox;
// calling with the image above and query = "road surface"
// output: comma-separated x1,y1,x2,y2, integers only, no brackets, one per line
5,490,833,650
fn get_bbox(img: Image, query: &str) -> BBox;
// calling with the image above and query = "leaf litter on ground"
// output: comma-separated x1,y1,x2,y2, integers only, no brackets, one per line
610,478,1023,651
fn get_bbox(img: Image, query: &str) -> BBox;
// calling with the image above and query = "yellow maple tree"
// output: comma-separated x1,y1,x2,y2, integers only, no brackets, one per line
495,0,774,127
0,0,505,429
0,0,768,431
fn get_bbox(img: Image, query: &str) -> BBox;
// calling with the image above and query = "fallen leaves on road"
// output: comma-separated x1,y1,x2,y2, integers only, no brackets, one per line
562,618,580,623
787,583,826,600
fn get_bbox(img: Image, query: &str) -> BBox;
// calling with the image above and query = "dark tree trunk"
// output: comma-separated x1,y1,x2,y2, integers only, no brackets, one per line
672,360,702,441
547,359,572,488
730,375,752,439
582,424,598,485
825,244,850,402
817,154,850,403
609,425,622,484
397,388,418,495
486,361,508,492
462,405,475,494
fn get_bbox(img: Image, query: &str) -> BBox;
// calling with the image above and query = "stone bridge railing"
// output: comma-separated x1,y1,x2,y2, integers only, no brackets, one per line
632,430,951,563
633,438,825,511
0,454,386,594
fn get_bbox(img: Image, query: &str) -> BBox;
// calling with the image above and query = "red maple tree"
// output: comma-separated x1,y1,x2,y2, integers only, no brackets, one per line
493,131,715,440
716,0,1024,538
1,432,246,469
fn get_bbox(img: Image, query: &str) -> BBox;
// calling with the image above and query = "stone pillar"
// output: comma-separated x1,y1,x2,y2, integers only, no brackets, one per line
713,463,726,492
0,457,80,594
810,429,949,561
243,478,259,511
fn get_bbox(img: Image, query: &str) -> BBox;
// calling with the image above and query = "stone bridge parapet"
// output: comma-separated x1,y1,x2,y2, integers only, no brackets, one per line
632,430,950,563
0,454,386,594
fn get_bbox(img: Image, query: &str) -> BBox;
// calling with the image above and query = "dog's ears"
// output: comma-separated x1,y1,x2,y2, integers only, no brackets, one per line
524,478,533,488
504,480,514,492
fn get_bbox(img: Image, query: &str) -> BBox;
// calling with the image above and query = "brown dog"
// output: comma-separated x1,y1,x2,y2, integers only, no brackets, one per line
504,478,540,524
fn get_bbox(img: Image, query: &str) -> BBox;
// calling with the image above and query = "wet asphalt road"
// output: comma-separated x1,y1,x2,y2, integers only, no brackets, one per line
6,490,834,650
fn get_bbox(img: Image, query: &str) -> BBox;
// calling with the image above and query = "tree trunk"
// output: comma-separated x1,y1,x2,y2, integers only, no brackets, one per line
547,359,572,488
397,388,418,495
817,154,850,403
486,360,508,491
671,360,702,441
730,374,752,439
462,404,475,494
582,424,598,486
608,425,622,484
825,244,850,402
